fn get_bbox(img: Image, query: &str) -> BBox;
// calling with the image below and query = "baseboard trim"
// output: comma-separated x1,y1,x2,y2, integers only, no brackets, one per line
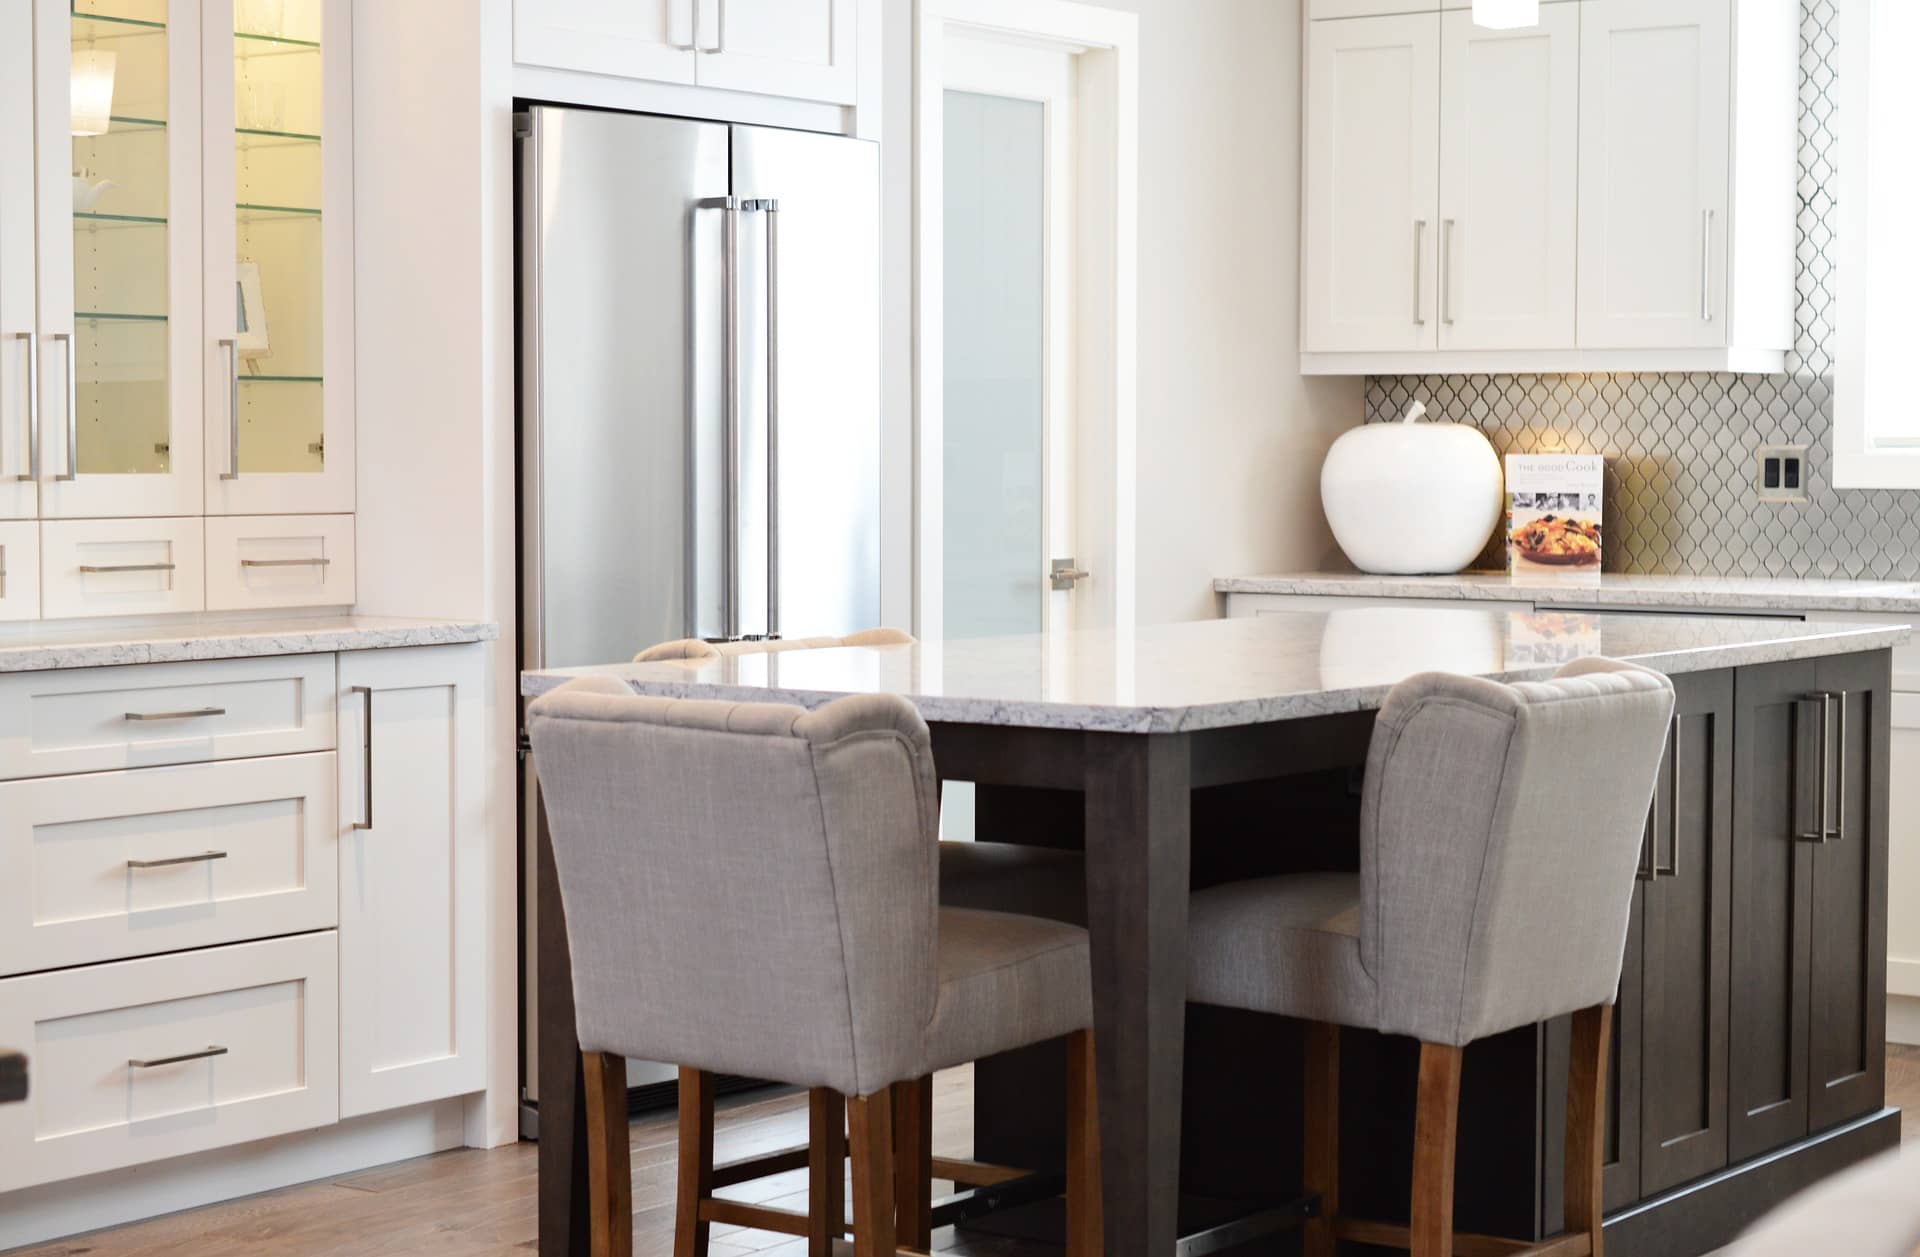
1889,994,1920,1045
0,1099,469,1253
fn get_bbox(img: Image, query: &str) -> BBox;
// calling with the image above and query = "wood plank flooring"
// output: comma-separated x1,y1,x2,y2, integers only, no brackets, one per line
12,1048,1920,1257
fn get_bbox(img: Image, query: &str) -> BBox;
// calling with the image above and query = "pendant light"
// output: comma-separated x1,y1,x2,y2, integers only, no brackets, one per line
1473,0,1540,29
71,49,117,137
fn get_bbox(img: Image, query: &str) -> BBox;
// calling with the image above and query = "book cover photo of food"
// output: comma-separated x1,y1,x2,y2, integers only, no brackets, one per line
1506,453,1604,573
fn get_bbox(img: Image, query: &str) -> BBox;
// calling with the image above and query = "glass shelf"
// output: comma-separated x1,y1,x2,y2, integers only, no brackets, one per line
74,211,167,227
237,202,322,222
72,11,165,33
240,375,322,384
76,311,168,323
236,29,319,48
107,115,166,131
237,126,320,142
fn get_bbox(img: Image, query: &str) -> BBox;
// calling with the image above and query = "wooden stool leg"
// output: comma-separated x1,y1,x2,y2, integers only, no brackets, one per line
1065,1029,1105,1257
583,1052,634,1257
1566,1005,1613,1257
1410,1043,1463,1257
810,1088,848,1256
891,1077,933,1250
675,1067,716,1257
1302,1023,1340,1257
847,1093,898,1257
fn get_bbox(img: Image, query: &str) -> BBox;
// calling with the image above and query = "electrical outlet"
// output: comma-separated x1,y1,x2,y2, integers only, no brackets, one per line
1756,445,1808,503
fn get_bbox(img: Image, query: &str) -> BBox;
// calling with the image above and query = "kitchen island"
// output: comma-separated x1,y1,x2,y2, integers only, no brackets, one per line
525,609,1906,1257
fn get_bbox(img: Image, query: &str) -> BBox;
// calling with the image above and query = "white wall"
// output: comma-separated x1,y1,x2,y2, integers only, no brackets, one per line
883,0,1360,625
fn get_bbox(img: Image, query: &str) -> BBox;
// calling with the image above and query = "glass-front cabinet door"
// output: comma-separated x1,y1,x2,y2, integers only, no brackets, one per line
1,3,38,520
203,0,352,515
36,0,204,519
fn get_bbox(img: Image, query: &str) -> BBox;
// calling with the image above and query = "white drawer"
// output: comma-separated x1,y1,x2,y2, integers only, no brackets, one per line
0,932,339,1191
0,654,336,781
0,753,338,975
0,520,38,622
205,514,356,612
40,518,206,620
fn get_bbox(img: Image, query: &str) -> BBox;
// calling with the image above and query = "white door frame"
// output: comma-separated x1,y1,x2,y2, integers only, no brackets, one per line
914,0,1138,640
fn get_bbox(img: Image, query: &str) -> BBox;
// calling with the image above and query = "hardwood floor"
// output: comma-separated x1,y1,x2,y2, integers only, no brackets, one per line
13,1048,1920,1257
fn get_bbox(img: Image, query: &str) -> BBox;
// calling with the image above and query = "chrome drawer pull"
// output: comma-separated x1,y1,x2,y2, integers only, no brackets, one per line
127,850,228,869
352,685,374,830
80,562,176,574
129,1045,228,1069
240,557,331,568
124,707,226,722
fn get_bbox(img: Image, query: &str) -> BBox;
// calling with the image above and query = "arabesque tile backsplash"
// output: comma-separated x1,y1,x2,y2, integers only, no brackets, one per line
1363,0,1920,579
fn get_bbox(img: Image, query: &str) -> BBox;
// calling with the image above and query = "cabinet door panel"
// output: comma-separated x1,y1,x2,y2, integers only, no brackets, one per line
1303,12,1440,352
1437,6,1577,350
695,0,855,106
1640,669,1732,1194
0,521,37,621
0,2,34,519
1807,651,1889,1130
1602,883,1644,1212
37,0,205,519
337,644,485,1118
512,0,697,84
1729,659,1817,1161
1576,0,1731,349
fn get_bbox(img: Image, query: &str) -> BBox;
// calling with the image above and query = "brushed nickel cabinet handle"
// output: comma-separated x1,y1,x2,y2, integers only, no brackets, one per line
11,331,36,482
1655,715,1680,878
1637,798,1657,882
744,198,782,639
1442,218,1457,327
1701,209,1715,323
1797,693,1831,843
1413,219,1428,326
351,685,374,830
53,332,75,481
220,337,240,480
129,1045,228,1069
128,850,227,869
671,0,697,48
80,562,175,574
240,557,331,568
125,707,225,721
1828,690,1848,842
705,0,726,52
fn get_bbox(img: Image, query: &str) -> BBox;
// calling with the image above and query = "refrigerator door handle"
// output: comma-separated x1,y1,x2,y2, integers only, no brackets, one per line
698,195,740,639
744,198,781,640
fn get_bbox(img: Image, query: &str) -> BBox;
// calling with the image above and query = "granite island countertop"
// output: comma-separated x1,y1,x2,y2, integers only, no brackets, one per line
1214,571,1920,615
522,609,1908,734
0,614,498,673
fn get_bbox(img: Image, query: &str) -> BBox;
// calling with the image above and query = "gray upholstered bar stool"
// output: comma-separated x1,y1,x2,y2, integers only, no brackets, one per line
528,676,1103,1257
636,631,1088,926
1186,659,1675,1257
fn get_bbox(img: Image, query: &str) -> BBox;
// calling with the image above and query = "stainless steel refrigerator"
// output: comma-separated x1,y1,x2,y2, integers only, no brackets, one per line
516,106,880,1122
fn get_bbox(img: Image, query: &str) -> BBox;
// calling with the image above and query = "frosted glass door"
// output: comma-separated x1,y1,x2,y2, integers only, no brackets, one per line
942,90,1044,642
204,0,352,515
37,0,204,518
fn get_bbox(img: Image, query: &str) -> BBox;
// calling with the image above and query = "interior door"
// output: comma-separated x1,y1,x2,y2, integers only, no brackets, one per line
1437,5,1577,350
37,0,205,519
511,0,698,84
202,0,355,515
695,0,856,106
1639,668,1733,1194
0,2,35,519
1303,11,1440,353
1576,0,1731,349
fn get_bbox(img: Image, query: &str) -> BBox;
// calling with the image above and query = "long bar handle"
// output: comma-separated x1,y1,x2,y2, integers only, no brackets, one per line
1442,218,1457,327
220,338,240,480
1701,209,1715,323
240,557,331,568
130,1046,228,1069
52,332,75,481
1638,797,1657,882
125,707,225,722
704,0,726,53
351,685,374,830
671,0,697,49
11,332,36,483
1797,693,1831,843
745,198,781,639
1828,690,1848,842
1413,219,1428,326
80,562,175,573
1654,715,1680,878
128,850,228,869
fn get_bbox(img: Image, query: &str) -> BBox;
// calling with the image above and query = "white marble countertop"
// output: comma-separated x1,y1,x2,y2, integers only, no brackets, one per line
0,614,497,672
1214,570,1920,615
521,610,1908,733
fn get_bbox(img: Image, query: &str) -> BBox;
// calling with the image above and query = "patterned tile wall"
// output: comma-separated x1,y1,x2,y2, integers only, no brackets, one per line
1364,0,1920,578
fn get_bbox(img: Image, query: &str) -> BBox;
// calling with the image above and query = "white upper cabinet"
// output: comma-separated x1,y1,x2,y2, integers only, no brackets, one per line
1438,5,1578,350
1300,0,1797,374
693,0,856,106
0,5,37,522
1577,0,1731,349
1303,13,1440,354
511,0,698,86
514,0,858,107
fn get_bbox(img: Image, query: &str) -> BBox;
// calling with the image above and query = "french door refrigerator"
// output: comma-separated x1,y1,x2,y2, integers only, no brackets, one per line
516,106,880,1122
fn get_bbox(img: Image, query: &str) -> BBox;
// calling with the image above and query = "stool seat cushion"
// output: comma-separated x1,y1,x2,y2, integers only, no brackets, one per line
1186,873,1376,1027
928,907,1093,1073
939,842,1087,925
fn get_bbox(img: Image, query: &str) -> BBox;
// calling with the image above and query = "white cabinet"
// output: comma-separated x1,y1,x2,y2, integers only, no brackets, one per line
39,517,206,620
514,0,859,106
1576,0,1731,349
204,512,355,610
1303,12,1440,353
0,3,36,522
336,644,486,1118
1300,0,1798,375
0,522,36,621
1438,5,1578,350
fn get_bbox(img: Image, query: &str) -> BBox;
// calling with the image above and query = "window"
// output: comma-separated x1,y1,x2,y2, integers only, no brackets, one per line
1835,0,1920,487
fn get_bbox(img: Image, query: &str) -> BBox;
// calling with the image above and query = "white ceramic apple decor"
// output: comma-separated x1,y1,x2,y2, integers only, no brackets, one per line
1319,400,1504,575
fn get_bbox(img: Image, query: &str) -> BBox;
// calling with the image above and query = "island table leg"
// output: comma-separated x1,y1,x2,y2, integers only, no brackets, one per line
1083,732,1193,1257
